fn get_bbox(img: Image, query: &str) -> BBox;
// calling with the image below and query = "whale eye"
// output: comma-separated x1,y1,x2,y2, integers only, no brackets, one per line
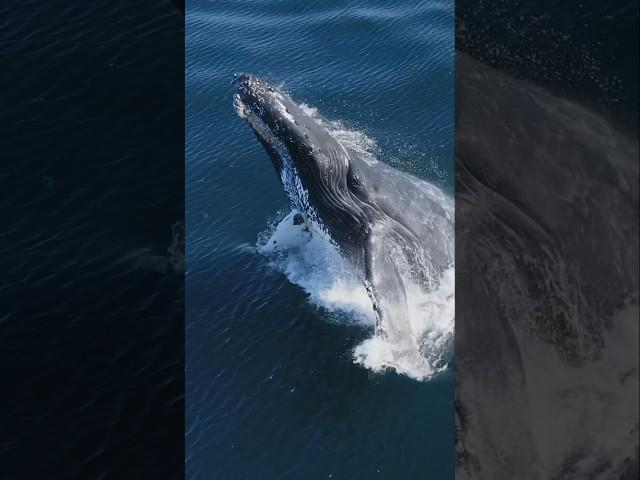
348,169,363,190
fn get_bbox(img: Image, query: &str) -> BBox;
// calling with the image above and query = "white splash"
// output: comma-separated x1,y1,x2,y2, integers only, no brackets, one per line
257,211,454,382
354,267,454,381
258,210,376,326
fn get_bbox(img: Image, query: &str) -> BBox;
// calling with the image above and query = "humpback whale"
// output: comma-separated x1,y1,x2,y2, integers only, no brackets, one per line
234,74,454,373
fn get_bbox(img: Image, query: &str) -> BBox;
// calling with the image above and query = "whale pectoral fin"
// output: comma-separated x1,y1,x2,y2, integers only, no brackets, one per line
364,235,411,343
363,253,384,333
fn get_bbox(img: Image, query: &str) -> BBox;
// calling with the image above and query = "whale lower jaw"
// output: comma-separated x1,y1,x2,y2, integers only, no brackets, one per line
236,94,315,226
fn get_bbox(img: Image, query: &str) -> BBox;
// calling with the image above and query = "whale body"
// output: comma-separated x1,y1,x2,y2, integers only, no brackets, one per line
234,74,454,372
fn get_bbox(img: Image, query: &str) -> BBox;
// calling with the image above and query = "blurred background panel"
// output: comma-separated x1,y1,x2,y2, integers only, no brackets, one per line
455,0,638,478
0,1,185,478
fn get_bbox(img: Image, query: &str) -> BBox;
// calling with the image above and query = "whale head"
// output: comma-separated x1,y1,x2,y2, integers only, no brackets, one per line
235,74,371,250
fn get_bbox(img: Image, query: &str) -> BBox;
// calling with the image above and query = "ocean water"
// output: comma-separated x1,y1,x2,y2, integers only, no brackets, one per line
186,1,455,479
1,1,184,477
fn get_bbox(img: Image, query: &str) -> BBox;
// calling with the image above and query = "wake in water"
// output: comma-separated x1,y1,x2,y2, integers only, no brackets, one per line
254,111,454,381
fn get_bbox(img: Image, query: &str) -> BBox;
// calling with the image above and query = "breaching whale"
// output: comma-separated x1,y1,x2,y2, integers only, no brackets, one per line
234,74,454,371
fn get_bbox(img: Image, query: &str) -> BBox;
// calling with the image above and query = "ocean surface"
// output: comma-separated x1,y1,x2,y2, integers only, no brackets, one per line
186,1,455,479
1,1,184,477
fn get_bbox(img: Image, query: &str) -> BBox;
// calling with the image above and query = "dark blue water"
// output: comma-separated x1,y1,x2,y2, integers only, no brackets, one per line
1,1,184,478
186,1,455,478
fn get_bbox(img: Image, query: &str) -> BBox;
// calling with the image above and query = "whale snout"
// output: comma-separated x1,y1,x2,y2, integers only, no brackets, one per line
234,74,307,142
235,73,257,105
235,73,275,109
235,73,255,95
